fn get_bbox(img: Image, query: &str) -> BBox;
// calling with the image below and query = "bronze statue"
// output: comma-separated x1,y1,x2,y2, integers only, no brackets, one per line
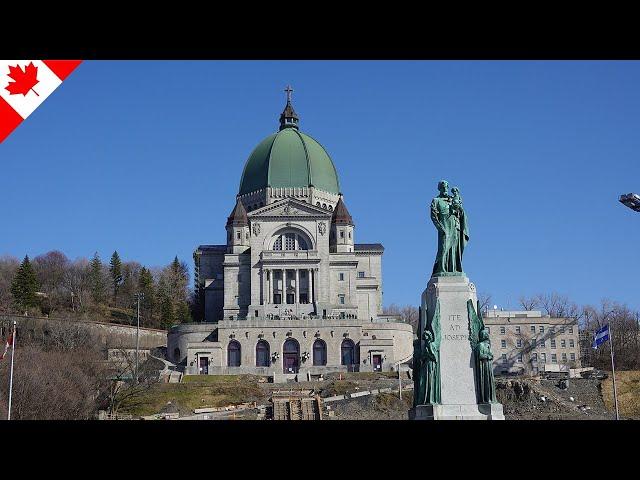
468,299,497,404
430,181,469,276
413,300,441,406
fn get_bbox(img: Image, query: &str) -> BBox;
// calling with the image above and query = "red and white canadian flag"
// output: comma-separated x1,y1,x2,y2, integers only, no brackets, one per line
0,60,82,143
0,331,13,360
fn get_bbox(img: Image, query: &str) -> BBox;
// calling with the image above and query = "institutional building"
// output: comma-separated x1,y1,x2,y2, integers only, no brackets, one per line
168,89,412,378
483,309,581,376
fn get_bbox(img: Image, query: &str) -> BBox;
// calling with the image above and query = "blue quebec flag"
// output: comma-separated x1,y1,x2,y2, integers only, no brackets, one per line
592,324,610,350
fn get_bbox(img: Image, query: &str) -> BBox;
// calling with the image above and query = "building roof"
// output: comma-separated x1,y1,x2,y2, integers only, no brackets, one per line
226,199,248,227
196,245,227,252
331,197,353,225
354,243,384,252
238,95,340,196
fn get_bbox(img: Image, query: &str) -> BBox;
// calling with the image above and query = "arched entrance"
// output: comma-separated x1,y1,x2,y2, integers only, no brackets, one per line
313,339,327,366
256,340,270,367
228,340,241,367
282,338,300,374
341,339,356,372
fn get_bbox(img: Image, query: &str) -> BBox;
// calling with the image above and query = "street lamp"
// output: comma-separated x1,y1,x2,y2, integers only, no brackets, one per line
619,193,640,212
134,292,145,383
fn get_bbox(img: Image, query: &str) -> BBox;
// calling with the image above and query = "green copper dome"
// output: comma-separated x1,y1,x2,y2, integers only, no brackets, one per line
238,105,340,196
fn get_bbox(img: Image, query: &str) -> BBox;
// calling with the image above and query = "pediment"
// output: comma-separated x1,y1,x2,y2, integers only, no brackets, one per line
248,198,332,219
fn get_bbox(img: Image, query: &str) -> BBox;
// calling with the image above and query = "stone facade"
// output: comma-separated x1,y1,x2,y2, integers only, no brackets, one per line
172,92,412,378
483,310,581,376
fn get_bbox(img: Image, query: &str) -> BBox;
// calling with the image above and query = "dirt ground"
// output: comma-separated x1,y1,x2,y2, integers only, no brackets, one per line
130,371,629,420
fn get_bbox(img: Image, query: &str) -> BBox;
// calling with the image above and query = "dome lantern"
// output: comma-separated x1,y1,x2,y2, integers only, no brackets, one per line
279,85,299,131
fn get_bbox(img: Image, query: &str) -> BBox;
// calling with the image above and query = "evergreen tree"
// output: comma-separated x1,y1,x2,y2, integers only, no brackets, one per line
109,251,123,302
160,294,175,329
11,255,39,312
175,301,192,323
89,252,106,304
138,266,156,325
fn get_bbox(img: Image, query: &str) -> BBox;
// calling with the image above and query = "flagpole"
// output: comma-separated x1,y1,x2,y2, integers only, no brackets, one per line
608,323,620,420
7,321,16,421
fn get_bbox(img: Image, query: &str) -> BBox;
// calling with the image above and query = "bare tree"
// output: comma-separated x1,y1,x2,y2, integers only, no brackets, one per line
518,295,539,311
98,347,160,415
0,255,19,314
478,292,492,314
383,303,419,333
0,344,105,420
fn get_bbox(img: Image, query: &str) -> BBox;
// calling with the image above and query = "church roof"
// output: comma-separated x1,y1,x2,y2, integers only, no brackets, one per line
226,199,248,227
354,243,384,252
331,197,353,225
238,88,340,196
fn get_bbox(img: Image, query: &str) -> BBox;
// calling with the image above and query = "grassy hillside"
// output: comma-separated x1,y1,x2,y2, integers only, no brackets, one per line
122,375,265,416
601,370,640,418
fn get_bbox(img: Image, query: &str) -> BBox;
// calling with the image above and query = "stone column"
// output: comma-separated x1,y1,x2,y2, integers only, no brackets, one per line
295,269,300,304
282,269,286,304
308,268,312,303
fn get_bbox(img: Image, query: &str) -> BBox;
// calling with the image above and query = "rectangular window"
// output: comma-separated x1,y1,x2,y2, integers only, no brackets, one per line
500,326,505,334
517,354,523,363
539,340,546,348
541,353,546,362
501,340,506,348
551,339,556,349
561,339,566,348
551,354,557,363
570,353,576,361
515,326,521,334
338,272,345,281
357,271,365,278
550,327,555,333
340,231,344,238
569,340,575,348
516,339,522,348
569,327,573,334
532,353,538,361
254,310,258,317
532,339,537,348
531,325,536,333
338,294,345,305
560,326,565,334
273,293,282,304
501,354,507,362
562,353,567,362
539,326,545,333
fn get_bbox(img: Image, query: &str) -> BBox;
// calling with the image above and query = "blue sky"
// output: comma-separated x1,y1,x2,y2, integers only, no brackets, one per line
1,61,639,311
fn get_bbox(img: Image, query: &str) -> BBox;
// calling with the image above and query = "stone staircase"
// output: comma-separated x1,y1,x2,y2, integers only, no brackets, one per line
270,389,322,420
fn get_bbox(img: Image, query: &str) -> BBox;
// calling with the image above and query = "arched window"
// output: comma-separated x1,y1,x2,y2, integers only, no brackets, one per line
322,203,327,209
316,202,321,207
341,339,356,367
256,340,270,367
173,347,181,362
228,340,241,367
328,205,333,212
313,339,327,366
270,230,311,251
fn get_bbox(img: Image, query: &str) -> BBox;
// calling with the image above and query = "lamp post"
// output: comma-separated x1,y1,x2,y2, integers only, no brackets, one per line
619,193,640,212
134,292,144,383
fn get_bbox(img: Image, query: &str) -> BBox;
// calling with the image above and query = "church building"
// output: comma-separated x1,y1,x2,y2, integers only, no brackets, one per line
168,88,412,378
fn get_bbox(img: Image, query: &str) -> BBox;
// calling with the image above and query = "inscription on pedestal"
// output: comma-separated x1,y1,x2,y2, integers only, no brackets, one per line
443,315,470,341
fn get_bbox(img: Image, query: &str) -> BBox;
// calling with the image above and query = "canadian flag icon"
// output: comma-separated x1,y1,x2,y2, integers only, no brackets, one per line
0,60,81,143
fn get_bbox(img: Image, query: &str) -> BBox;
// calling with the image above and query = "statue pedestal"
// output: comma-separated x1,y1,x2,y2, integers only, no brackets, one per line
410,403,504,420
412,275,505,420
